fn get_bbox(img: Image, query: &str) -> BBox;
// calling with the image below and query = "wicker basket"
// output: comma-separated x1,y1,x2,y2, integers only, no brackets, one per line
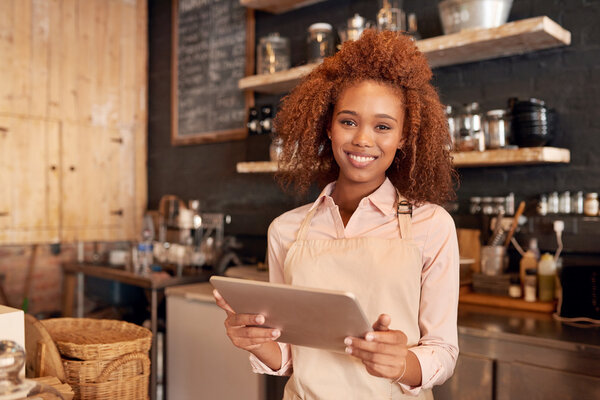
66,352,150,400
63,352,148,384
41,318,151,361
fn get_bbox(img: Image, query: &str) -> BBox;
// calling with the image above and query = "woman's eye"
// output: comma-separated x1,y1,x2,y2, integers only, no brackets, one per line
376,124,391,131
340,119,356,127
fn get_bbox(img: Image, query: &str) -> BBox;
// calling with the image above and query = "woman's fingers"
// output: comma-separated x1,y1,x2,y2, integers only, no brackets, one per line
213,289,235,315
372,313,392,331
227,312,265,328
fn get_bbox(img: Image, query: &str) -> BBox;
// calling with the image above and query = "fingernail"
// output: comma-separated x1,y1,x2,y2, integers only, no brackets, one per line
272,330,280,338
345,346,352,354
255,315,265,324
213,289,221,299
344,337,352,346
366,333,374,341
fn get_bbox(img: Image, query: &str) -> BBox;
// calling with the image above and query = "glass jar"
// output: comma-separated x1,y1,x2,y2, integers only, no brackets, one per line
483,109,511,149
307,23,335,64
584,192,599,216
257,33,290,75
559,191,571,214
523,268,538,302
548,191,559,214
457,102,484,152
492,196,506,215
269,136,284,161
377,0,406,32
0,340,64,399
469,196,482,215
571,191,584,214
481,196,494,215
537,194,548,216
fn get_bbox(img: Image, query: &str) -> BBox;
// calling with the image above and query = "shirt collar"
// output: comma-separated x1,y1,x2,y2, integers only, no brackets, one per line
308,178,399,216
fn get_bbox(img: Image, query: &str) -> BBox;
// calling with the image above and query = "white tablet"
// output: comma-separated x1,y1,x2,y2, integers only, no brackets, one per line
210,276,372,353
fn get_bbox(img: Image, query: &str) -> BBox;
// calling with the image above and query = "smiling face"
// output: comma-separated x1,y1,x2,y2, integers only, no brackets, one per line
329,80,405,192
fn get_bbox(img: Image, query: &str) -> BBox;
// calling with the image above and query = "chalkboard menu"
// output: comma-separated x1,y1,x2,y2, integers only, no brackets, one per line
171,0,253,145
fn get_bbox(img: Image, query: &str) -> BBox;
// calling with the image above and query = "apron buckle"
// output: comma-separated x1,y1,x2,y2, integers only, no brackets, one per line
397,200,413,217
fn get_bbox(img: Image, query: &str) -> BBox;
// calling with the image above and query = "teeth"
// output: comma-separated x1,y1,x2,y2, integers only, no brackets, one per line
348,154,376,163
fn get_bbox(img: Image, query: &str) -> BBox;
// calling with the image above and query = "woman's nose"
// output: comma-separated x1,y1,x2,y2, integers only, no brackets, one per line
352,127,374,147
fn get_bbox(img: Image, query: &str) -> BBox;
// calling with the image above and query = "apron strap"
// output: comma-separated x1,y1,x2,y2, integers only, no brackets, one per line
296,206,318,241
395,190,413,240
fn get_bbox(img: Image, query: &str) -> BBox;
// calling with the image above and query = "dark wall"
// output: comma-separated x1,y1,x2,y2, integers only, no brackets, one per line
148,0,600,260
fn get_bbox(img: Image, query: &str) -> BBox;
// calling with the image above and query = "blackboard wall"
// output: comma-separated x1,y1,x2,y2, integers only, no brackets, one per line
148,0,600,261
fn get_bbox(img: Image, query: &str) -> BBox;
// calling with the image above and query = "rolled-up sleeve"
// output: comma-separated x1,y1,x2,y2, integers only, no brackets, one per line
248,219,294,376
398,208,459,395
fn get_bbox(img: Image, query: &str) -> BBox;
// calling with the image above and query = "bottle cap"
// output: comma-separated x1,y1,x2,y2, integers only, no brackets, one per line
540,253,553,262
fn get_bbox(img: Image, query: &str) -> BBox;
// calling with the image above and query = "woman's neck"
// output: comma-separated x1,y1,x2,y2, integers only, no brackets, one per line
331,176,386,225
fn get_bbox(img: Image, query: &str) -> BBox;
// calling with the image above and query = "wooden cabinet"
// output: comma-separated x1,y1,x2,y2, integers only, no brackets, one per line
60,122,137,242
0,116,60,243
0,0,147,244
433,354,494,400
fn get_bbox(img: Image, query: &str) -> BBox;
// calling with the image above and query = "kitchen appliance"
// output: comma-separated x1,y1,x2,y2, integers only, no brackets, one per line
438,0,513,35
456,102,484,151
558,263,600,323
257,33,290,75
338,13,371,44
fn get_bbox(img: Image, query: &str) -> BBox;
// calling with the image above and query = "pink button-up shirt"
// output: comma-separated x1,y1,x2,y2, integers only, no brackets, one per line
250,178,459,395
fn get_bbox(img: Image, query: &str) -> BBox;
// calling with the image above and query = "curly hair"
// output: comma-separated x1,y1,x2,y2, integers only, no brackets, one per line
273,29,457,205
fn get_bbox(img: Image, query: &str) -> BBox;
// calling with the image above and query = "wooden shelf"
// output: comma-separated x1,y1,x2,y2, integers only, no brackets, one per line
459,288,556,313
420,16,570,68
238,63,319,94
237,160,279,173
240,0,326,14
236,147,570,172
453,147,570,167
238,16,571,94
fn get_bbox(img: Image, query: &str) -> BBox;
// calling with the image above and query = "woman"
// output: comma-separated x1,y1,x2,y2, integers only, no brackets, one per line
214,30,459,399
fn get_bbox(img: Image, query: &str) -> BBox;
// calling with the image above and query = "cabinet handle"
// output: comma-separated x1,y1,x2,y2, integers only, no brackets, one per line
50,165,57,171
111,137,123,144
69,165,76,171
110,209,124,216
0,212,9,217
0,127,8,133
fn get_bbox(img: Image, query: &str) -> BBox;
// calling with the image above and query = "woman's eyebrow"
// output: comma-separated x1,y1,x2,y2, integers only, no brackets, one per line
336,110,397,123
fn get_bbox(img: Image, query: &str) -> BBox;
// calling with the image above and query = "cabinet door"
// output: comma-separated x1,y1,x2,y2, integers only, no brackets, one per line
60,122,136,241
503,362,600,400
0,116,60,243
433,353,494,400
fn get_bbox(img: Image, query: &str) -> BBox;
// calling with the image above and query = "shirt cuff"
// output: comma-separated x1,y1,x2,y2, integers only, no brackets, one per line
249,342,293,376
396,348,445,396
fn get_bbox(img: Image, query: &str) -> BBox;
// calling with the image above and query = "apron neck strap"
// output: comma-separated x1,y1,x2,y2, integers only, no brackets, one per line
297,206,318,241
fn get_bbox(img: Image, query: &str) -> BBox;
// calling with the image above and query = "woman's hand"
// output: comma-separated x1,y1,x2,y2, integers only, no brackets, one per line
213,289,281,351
344,314,410,382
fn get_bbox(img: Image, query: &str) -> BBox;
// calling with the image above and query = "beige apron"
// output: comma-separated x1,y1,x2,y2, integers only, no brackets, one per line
281,193,433,400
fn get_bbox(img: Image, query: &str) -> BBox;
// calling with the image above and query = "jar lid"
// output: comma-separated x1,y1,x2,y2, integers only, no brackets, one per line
486,109,508,117
348,13,366,29
481,196,493,202
470,196,482,202
309,22,333,32
586,192,598,198
260,32,289,44
493,196,505,202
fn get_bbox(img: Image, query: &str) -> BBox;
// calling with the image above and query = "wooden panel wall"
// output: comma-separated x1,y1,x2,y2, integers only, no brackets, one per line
0,0,147,244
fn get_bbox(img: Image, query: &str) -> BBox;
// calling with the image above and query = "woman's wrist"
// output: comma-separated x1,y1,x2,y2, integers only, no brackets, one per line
249,340,282,371
392,350,422,387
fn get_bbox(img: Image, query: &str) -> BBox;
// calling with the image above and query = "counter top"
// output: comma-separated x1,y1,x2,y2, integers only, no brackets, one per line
458,304,600,353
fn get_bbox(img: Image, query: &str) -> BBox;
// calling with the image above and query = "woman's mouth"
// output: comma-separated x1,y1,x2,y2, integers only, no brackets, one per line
346,152,377,168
